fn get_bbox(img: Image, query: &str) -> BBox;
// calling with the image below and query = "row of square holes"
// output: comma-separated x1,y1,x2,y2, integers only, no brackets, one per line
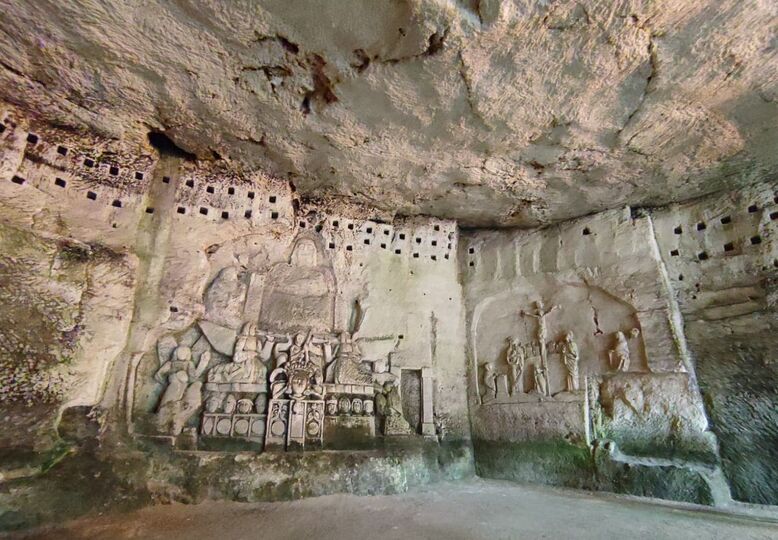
180,177,279,205
8,175,283,219
672,200,778,235
11,174,130,209
23,132,148,181
670,234,768,260
670,205,778,260
174,205,279,220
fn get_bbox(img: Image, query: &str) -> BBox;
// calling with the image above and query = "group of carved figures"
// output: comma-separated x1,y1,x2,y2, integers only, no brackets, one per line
480,300,641,402
153,322,414,441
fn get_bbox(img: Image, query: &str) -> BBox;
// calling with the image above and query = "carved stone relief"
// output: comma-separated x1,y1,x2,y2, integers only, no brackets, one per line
473,283,649,408
133,232,434,451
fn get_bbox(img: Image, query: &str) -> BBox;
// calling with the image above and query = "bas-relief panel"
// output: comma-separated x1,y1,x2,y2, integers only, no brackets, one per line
473,282,647,407
131,232,436,451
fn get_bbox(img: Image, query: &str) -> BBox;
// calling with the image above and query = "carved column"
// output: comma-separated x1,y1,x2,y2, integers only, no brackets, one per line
421,368,435,436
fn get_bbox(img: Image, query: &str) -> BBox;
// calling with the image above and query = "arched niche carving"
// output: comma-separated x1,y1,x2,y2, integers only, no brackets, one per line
259,233,336,334
471,279,647,403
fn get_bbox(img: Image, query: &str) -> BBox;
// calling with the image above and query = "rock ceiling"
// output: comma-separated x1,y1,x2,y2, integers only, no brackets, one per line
1,1,776,226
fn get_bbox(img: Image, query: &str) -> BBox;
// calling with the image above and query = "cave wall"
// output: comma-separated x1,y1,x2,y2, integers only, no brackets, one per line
651,180,778,505
0,105,473,529
1,99,777,525
460,207,724,503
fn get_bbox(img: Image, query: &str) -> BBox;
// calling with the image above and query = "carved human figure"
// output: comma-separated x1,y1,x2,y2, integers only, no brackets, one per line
271,331,333,400
155,346,210,412
331,331,372,385
505,337,525,395
377,380,413,435
560,331,580,392
609,331,631,372
520,300,559,372
533,364,549,397
481,363,497,401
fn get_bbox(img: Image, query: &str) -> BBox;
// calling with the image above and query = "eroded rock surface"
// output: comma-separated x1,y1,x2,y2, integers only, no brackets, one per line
0,1,776,226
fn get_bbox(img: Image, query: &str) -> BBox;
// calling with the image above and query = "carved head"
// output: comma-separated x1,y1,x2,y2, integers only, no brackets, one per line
223,394,237,414
483,363,493,372
175,346,192,362
232,350,249,364
241,322,257,336
383,380,395,392
326,397,338,415
290,238,317,267
205,393,223,413
237,398,254,414
535,300,544,311
565,331,575,342
294,333,306,346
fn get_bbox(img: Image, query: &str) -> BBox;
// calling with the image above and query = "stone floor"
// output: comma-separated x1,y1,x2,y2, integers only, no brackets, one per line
15,479,778,540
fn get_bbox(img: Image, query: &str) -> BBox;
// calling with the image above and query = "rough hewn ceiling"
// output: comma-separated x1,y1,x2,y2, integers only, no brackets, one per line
1,1,776,226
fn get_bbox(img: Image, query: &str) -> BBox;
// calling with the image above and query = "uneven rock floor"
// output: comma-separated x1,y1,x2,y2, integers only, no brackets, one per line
15,479,778,540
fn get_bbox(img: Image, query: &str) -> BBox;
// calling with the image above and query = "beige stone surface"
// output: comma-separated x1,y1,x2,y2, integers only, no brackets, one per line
16,480,778,540
0,1,776,226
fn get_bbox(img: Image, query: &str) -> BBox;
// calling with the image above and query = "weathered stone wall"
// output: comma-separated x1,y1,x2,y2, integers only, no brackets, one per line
0,105,473,530
460,207,723,503
651,180,778,505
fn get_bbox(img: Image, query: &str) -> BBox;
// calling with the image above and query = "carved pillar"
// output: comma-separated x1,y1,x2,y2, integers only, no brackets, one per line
421,368,435,436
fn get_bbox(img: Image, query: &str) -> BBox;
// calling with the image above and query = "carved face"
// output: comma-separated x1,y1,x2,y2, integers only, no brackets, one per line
233,350,251,364
294,333,305,346
565,332,574,342
205,395,223,413
223,394,237,414
175,346,192,362
291,239,317,267
237,399,253,414
326,399,337,415
364,400,374,415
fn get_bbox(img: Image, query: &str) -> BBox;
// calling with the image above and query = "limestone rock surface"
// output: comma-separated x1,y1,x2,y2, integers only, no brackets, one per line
0,1,776,226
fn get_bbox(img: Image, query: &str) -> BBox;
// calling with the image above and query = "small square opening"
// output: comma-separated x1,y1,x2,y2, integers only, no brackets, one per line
245,210,253,219
186,179,194,188
177,206,186,214
724,242,734,252
207,185,214,194
84,158,95,168
11,176,25,185
87,191,97,200
135,172,144,180
228,187,235,195
328,242,335,249
247,191,255,199
751,235,762,245
112,199,122,208
748,204,758,213
271,211,279,220
56,145,68,156
720,216,731,225
673,226,682,234
221,211,229,220
26,133,38,144
146,207,154,214
582,227,591,235
54,178,66,188
346,245,353,251
269,195,277,204
109,166,119,176
162,176,171,184
199,207,209,216
697,222,706,231
698,251,709,261
670,249,679,257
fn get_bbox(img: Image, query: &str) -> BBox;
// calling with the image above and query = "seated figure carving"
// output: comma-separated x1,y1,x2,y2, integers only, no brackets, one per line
331,332,372,385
